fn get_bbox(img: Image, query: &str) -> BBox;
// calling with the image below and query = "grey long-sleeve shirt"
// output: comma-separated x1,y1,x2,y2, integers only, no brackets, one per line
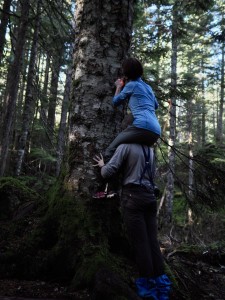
101,143,155,188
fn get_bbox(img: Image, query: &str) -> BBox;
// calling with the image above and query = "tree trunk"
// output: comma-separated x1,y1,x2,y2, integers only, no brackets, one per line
14,44,31,150
165,2,178,223
0,0,30,176
216,35,225,144
200,59,206,146
40,54,50,127
187,97,194,224
56,66,72,177
47,53,62,136
0,0,12,64
67,0,134,196
15,0,41,176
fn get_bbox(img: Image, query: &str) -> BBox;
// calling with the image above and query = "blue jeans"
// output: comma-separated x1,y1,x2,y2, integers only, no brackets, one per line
105,125,159,161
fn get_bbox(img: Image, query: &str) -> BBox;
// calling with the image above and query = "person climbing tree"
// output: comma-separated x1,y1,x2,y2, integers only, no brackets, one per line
105,57,161,160
93,57,161,198
93,143,171,300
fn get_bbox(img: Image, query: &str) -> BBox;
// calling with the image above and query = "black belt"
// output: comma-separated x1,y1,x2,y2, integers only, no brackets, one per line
123,183,155,193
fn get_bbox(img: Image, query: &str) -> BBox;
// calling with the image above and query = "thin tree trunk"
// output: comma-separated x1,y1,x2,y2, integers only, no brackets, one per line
0,0,20,121
67,0,134,195
200,59,206,146
0,0,30,176
40,54,50,126
15,0,41,176
47,54,62,136
216,36,225,144
14,46,30,150
155,4,161,81
187,97,194,224
165,3,178,223
0,0,12,64
56,66,72,177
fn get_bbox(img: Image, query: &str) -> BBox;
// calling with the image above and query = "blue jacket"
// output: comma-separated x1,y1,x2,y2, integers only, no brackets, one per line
113,78,161,135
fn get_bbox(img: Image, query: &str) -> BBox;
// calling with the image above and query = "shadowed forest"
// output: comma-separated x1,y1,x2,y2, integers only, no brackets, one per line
0,0,225,299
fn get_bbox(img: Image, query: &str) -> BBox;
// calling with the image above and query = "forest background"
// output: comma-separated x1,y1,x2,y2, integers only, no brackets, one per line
0,0,225,299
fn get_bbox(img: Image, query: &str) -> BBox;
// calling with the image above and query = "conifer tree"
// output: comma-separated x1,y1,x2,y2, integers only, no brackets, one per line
15,0,42,176
0,0,30,176
0,0,12,65
67,0,134,195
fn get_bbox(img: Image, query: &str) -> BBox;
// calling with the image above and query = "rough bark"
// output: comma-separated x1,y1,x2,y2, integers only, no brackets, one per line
15,0,41,176
0,0,12,64
0,0,30,176
67,0,134,195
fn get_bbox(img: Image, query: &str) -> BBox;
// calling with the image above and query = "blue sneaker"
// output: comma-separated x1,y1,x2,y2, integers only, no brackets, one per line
155,274,171,300
135,277,158,299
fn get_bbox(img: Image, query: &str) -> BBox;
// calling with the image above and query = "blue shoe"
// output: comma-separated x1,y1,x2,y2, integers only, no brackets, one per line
135,277,158,299
155,274,171,300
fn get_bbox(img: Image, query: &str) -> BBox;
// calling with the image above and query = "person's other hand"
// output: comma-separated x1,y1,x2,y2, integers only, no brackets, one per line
93,153,105,168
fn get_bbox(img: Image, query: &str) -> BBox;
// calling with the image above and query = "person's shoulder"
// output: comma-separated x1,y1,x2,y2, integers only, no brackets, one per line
115,144,131,158
125,80,136,87
118,143,142,150
139,78,151,87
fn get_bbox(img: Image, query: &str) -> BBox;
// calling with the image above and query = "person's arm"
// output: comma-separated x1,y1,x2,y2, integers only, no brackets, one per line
93,144,128,179
112,81,135,107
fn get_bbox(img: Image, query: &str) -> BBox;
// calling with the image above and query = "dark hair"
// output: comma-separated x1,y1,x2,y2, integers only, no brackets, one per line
122,57,143,80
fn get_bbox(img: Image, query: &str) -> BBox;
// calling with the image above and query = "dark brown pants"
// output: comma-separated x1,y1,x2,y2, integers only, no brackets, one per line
105,125,159,161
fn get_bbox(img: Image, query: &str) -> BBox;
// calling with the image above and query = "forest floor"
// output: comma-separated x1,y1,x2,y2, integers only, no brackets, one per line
0,180,224,300
0,243,224,300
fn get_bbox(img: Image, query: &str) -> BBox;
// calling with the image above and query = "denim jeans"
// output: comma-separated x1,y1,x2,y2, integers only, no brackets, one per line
104,125,159,161
121,184,164,278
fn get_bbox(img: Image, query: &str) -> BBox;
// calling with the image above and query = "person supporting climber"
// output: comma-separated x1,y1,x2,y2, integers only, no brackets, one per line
93,143,171,300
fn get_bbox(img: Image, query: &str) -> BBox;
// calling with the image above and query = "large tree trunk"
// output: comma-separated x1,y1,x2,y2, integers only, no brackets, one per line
67,0,134,196
15,0,41,176
0,0,30,176
165,2,178,223
0,0,12,64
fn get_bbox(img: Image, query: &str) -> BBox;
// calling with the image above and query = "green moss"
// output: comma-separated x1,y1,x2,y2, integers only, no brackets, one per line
0,177,42,220
0,177,40,201
72,245,109,287
71,244,131,289
172,189,187,226
0,176,130,287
